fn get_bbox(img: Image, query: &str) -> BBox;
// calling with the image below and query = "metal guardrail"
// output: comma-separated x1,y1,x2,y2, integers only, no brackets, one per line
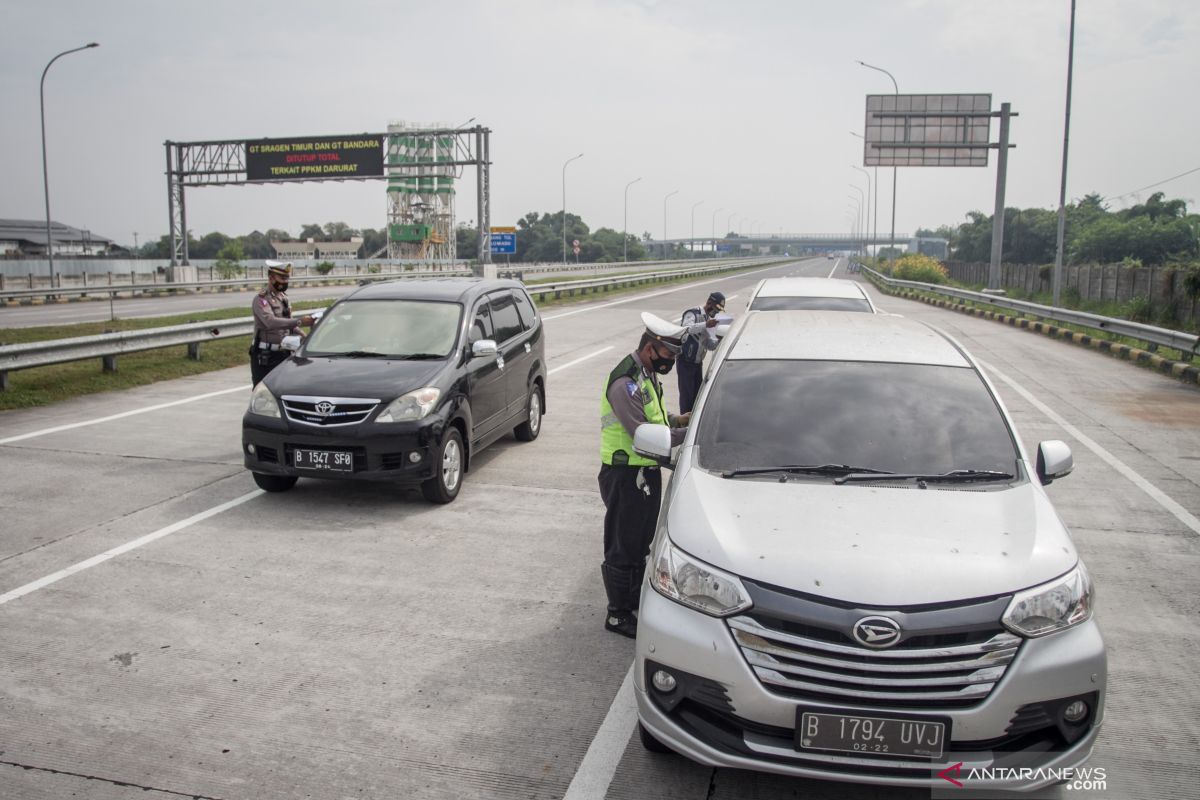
0,268,474,303
862,266,1199,359
0,257,788,389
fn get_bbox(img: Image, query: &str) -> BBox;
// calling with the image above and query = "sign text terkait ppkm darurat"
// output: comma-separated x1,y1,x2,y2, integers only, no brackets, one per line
245,135,384,181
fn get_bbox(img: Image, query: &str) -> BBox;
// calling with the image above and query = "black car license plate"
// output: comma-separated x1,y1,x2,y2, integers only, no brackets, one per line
796,710,947,759
294,448,354,472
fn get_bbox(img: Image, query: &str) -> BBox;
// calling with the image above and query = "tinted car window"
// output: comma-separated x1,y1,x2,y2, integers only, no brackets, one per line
512,288,538,331
305,300,462,357
469,302,494,343
750,296,872,312
489,291,523,343
696,360,1018,477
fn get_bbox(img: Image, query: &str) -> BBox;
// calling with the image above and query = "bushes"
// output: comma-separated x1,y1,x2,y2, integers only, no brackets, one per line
314,261,336,275
891,253,950,284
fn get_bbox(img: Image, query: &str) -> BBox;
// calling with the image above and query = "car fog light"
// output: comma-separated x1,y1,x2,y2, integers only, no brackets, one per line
1063,700,1089,723
651,670,677,693
408,451,422,463
246,444,256,455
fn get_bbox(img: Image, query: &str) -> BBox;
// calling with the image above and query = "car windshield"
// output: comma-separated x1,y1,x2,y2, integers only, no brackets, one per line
303,299,463,358
695,360,1019,480
749,296,873,313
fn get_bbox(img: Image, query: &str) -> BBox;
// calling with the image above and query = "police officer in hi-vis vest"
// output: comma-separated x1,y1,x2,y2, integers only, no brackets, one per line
598,313,692,638
250,261,314,386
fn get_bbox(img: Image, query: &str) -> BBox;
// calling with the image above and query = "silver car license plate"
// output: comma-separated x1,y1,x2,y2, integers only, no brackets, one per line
797,710,947,759
294,448,353,472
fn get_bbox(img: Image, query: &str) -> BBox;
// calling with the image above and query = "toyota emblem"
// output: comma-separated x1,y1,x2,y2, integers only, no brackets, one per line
852,616,902,649
315,401,335,416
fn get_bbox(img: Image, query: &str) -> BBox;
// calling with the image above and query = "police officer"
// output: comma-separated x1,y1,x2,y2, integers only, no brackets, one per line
598,313,691,638
250,261,314,386
677,291,725,414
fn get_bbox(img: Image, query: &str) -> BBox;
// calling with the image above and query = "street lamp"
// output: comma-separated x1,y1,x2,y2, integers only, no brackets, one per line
623,177,641,262
711,207,723,254
561,153,583,264
849,182,867,256
663,190,678,257
852,165,871,258
41,42,99,289
690,200,704,258
847,195,862,254
851,132,879,257
857,60,899,261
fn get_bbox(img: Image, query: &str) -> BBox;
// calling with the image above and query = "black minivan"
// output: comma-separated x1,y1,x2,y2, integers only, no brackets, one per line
242,278,546,503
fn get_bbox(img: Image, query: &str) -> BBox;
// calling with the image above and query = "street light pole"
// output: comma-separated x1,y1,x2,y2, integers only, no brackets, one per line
690,200,704,258
41,42,99,289
663,190,678,257
857,60,898,261
852,165,871,257
623,177,641,263
1052,0,1077,307
711,207,723,254
847,195,862,254
561,153,583,264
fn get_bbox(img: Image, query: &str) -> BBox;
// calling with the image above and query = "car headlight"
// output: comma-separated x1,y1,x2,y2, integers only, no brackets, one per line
248,382,281,418
650,533,752,617
1002,563,1093,638
377,387,441,423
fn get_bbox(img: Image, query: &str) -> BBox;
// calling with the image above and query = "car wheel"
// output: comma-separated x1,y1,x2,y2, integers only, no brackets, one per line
514,383,543,442
421,428,464,504
252,473,297,493
638,722,673,754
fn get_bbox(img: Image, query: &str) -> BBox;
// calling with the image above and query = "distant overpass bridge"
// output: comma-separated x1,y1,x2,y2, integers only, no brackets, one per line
644,233,948,258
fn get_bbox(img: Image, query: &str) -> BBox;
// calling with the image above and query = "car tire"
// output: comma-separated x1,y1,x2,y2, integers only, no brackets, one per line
421,427,464,504
638,722,674,754
252,473,297,493
513,383,543,442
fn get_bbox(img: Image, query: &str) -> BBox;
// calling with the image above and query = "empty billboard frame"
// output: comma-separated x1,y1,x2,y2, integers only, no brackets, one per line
864,94,992,167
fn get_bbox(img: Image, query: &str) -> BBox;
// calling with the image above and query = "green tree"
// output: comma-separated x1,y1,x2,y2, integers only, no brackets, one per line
456,224,479,260
214,240,245,279
323,221,357,241
298,223,325,241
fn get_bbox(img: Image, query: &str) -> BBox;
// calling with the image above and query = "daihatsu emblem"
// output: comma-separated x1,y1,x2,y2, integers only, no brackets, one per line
315,401,335,416
852,616,902,649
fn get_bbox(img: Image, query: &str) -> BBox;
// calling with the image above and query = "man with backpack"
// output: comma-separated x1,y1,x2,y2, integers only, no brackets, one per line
677,291,725,414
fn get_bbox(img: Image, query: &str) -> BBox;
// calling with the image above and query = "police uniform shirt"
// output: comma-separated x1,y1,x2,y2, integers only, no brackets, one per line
680,308,720,365
253,286,301,346
606,351,688,448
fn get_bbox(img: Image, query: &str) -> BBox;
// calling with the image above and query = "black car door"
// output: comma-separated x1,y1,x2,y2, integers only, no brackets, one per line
488,290,533,420
465,299,508,439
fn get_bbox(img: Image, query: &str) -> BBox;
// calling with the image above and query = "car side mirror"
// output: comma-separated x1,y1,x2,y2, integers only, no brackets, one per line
471,339,498,358
1036,440,1073,484
633,423,674,467
280,334,302,352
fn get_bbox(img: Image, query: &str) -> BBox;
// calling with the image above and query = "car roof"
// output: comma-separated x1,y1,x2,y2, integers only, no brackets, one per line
344,277,524,303
753,277,867,299
727,310,971,367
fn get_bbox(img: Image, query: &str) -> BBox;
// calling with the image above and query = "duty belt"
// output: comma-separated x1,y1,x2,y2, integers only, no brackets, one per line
255,342,283,351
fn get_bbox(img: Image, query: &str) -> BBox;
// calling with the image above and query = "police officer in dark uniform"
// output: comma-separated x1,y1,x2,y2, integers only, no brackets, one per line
598,313,691,638
250,261,313,386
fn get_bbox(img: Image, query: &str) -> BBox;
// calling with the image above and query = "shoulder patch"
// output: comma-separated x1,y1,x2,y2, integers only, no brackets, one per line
260,298,269,307
626,382,642,400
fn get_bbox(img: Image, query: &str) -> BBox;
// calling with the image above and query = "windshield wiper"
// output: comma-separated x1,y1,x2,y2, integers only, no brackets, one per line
391,353,445,360
834,469,1014,485
336,350,389,358
722,464,895,479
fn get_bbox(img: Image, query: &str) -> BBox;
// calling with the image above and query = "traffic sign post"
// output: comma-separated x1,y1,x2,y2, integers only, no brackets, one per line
490,226,516,255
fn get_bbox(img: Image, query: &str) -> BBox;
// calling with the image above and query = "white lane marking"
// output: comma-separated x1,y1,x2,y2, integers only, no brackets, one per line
0,385,250,445
826,258,840,279
549,347,614,375
981,359,1200,536
542,261,800,322
0,490,263,606
562,664,638,800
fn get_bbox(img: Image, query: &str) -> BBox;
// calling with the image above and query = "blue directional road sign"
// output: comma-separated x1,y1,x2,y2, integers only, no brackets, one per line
490,233,516,255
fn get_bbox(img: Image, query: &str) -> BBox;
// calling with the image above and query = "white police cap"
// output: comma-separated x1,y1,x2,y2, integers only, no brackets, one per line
641,312,685,353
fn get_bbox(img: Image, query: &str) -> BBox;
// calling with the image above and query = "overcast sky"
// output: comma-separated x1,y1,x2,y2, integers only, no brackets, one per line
1,0,1197,249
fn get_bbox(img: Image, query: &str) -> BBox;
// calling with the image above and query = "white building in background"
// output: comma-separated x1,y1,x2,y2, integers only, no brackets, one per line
0,218,115,257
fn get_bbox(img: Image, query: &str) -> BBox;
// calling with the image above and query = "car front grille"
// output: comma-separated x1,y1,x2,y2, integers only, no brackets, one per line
728,615,1021,710
281,395,380,427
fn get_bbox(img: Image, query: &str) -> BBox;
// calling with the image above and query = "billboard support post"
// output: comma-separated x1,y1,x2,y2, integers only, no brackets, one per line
988,103,1013,291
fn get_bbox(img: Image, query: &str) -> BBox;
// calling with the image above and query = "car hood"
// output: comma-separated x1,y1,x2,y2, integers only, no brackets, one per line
665,463,1077,607
265,355,445,400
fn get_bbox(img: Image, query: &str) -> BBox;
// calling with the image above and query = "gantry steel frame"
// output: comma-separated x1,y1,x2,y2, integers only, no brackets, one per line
164,126,492,266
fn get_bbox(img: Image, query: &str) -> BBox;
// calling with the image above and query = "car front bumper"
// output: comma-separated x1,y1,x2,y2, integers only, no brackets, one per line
634,585,1106,792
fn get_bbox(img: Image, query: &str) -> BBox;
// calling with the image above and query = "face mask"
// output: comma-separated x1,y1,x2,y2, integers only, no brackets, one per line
274,281,289,292
650,355,676,375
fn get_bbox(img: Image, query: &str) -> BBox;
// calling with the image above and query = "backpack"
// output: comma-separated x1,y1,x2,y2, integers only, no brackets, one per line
680,307,703,362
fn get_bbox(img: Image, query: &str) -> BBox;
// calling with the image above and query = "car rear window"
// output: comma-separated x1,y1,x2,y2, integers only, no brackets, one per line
512,288,538,330
304,299,462,357
695,360,1019,477
489,291,524,343
749,296,873,312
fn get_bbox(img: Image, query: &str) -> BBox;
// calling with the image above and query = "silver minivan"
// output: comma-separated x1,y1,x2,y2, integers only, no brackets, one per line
631,311,1105,792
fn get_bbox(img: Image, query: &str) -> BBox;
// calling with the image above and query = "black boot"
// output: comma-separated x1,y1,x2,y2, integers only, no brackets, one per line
605,611,638,639
601,564,639,638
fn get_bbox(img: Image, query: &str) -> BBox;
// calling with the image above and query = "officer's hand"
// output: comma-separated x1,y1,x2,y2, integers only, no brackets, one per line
677,412,692,426
705,318,719,328
300,315,315,326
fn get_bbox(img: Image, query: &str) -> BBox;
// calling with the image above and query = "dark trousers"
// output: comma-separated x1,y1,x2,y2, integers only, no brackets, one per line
677,358,703,414
598,463,662,614
250,350,289,387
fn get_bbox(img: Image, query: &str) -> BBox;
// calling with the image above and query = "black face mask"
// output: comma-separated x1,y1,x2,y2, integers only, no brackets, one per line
650,355,676,375
274,281,289,292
